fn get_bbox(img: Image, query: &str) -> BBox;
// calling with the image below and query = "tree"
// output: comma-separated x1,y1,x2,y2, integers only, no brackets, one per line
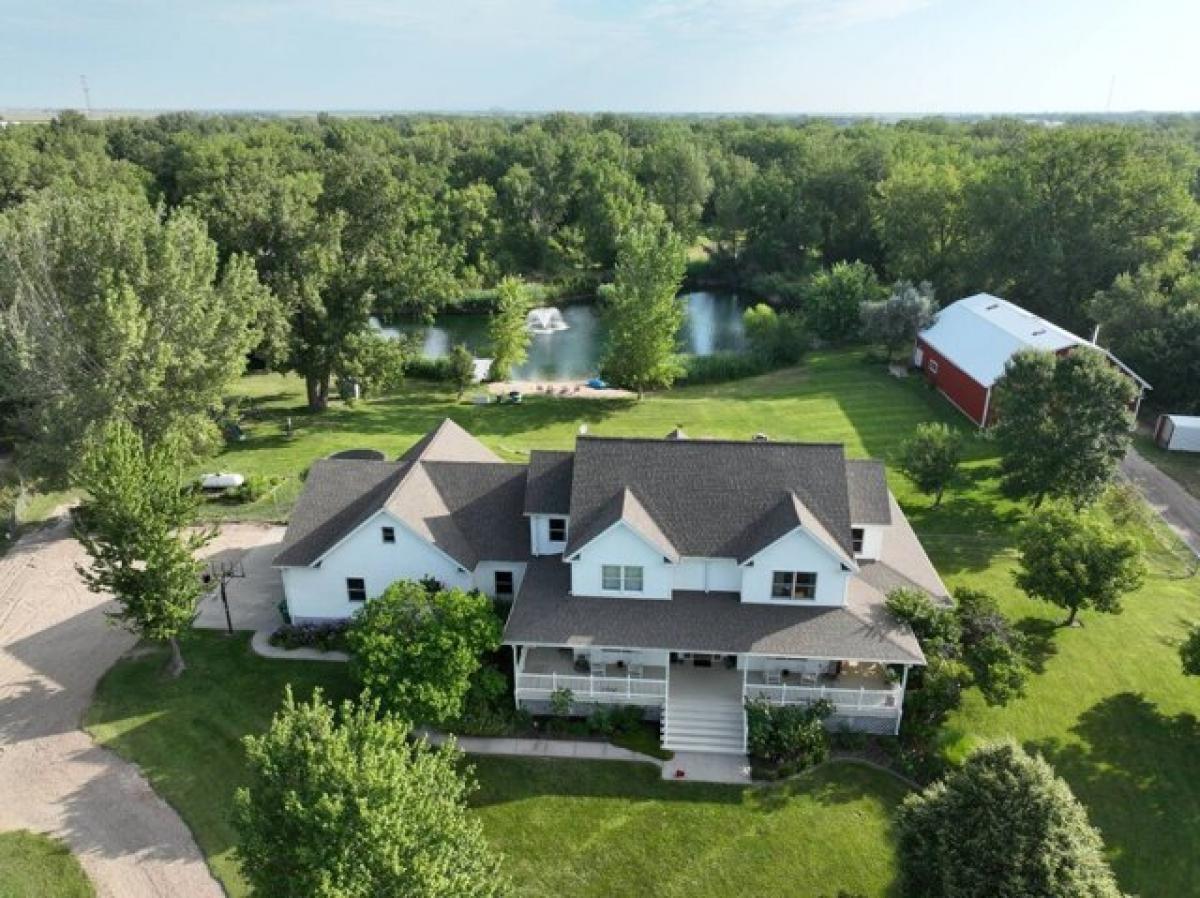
73,419,212,677
639,133,713,240
346,580,502,724
874,156,970,293
599,208,688,398
1015,504,1145,627
0,187,273,486
1180,625,1200,676
897,740,1125,898
899,422,963,507
742,304,807,366
487,276,532,381
859,280,936,361
993,349,1136,508
1088,260,1200,413
448,343,477,399
333,331,410,399
953,588,1027,705
802,260,883,343
234,689,506,898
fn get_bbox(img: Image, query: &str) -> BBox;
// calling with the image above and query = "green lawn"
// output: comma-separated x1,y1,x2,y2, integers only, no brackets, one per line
84,350,1200,897
0,831,94,898
86,633,906,898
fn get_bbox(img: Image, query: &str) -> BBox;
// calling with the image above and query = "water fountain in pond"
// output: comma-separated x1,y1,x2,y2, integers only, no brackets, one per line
525,307,569,334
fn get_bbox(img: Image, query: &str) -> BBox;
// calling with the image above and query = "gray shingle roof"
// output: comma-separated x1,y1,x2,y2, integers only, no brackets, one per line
503,559,925,664
562,436,855,559
846,459,892,524
565,487,681,562
523,450,574,515
274,418,517,568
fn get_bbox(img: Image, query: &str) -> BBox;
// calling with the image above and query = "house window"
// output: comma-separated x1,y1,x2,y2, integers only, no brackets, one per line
770,571,818,600
851,527,865,555
494,570,514,598
602,565,644,593
548,517,567,543
346,577,367,602
381,526,395,544
928,359,940,375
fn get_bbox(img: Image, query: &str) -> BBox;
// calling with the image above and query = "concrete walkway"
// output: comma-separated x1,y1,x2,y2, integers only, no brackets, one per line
663,751,752,784
1121,448,1200,558
0,518,225,898
420,729,664,765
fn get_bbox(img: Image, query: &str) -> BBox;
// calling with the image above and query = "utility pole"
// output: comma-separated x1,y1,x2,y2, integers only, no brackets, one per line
79,75,92,117
203,559,245,635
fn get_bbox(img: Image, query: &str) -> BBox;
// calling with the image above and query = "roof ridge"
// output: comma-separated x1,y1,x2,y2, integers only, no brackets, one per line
576,434,848,449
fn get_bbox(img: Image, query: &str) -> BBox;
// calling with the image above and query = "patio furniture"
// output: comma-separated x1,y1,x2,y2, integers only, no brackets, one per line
628,663,644,679
799,671,819,687
764,670,782,686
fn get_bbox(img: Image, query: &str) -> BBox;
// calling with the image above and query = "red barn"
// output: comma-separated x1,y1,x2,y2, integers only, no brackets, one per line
914,293,1149,427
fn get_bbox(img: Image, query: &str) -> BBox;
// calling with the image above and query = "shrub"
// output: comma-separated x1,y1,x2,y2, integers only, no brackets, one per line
742,303,808,365
268,621,349,652
548,687,574,717
745,698,834,773
347,580,502,725
404,356,455,382
886,588,961,657
1181,624,1200,677
678,351,772,385
897,740,1124,898
953,588,1028,705
227,473,272,504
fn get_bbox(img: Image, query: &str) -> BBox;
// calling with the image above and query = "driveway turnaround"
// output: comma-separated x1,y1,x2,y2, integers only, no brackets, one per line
0,519,269,898
1122,448,1200,558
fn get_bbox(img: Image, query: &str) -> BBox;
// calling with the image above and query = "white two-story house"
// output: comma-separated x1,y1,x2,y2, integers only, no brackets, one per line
275,419,945,755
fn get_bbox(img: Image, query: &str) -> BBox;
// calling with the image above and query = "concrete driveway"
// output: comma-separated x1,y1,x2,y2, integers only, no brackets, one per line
194,524,286,633
0,519,278,897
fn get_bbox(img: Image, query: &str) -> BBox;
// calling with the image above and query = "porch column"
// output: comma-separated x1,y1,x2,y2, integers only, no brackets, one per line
894,664,910,735
511,644,521,708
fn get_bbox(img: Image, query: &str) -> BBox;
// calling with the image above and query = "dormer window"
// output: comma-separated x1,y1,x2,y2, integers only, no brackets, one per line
771,571,817,600
548,517,567,543
851,527,865,556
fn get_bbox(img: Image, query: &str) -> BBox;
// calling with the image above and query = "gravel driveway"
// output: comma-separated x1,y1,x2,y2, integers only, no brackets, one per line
0,518,275,897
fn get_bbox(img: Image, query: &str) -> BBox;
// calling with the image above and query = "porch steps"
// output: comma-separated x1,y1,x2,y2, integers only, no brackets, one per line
661,699,746,755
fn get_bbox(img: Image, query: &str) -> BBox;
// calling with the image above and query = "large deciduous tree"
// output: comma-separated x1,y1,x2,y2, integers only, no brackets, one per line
346,580,502,725
992,349,1135,508
1014,504,1145,627
803,260,884,343
0,187,273,486
74,419,212,677
487,276,532,381
897,740,1124,898
234,689,506,898
600,208,687,398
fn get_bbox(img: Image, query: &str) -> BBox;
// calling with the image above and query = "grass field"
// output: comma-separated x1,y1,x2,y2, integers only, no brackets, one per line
0,831,94,898
85,350,1200,897
86,633,908,898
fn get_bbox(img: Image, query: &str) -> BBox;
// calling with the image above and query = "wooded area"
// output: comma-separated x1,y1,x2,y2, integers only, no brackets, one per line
2,111,1199,481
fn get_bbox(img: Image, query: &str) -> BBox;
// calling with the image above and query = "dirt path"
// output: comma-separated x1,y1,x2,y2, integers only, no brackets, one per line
1121,448,1200,559
0,519,274,897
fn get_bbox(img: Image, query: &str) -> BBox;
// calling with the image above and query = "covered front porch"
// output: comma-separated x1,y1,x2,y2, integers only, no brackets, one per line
512,645,669,707
742,656,906,732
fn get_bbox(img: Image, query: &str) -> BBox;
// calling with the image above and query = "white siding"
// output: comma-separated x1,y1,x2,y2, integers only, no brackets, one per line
674,557,742,592
853,524,885,561
472,561,528,598
569,522,673,599
529,514,569,556
281,510,471,622
740,528,850,606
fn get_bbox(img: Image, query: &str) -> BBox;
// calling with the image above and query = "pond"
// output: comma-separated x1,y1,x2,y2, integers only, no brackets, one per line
372,291,749,381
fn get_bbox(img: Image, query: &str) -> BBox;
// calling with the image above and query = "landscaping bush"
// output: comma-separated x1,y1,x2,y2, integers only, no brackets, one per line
226,473,273,504
953,588,1028,705
678,351,773,385
267,620,349,652
745,697,834,776
455,664,530,737
404,356,455,382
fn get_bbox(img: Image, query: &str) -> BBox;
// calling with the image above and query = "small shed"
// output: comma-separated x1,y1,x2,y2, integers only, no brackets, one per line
1154,415,1200,452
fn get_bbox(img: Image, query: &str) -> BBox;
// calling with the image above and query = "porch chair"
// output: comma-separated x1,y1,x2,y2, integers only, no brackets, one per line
627,663,644,679
764,670,782,686
799,670,819,687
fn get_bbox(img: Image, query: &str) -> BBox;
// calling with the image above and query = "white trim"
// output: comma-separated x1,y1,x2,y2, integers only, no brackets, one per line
738,524,859,573
564,519,675,564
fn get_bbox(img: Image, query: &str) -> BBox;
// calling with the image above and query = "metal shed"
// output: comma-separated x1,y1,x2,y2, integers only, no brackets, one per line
1154,415,1200,452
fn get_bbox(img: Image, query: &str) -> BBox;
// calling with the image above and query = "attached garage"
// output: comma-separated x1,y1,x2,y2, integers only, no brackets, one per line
1155,415,1200,452
914,293,1150,427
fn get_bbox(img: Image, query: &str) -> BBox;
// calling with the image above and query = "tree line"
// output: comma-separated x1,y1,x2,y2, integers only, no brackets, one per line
3,110,1200,486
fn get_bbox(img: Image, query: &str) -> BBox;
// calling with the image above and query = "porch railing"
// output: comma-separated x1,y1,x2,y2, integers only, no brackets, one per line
744,682,901,713
515,671,668,704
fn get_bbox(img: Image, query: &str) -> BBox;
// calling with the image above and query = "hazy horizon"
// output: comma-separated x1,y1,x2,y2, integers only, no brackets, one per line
4,0,1199,114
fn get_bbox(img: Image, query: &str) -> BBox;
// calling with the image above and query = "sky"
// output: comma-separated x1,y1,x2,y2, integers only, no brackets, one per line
3,0,1199,114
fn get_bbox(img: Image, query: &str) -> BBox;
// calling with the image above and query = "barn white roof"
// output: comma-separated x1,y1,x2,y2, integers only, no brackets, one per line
919,293,1148,389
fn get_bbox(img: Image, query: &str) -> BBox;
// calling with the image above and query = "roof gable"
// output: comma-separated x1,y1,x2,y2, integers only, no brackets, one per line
738,493,857,569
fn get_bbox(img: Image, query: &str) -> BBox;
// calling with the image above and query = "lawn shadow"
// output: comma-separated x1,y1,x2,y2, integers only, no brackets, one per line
1026,693,1200,897
1014,616,1060,674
